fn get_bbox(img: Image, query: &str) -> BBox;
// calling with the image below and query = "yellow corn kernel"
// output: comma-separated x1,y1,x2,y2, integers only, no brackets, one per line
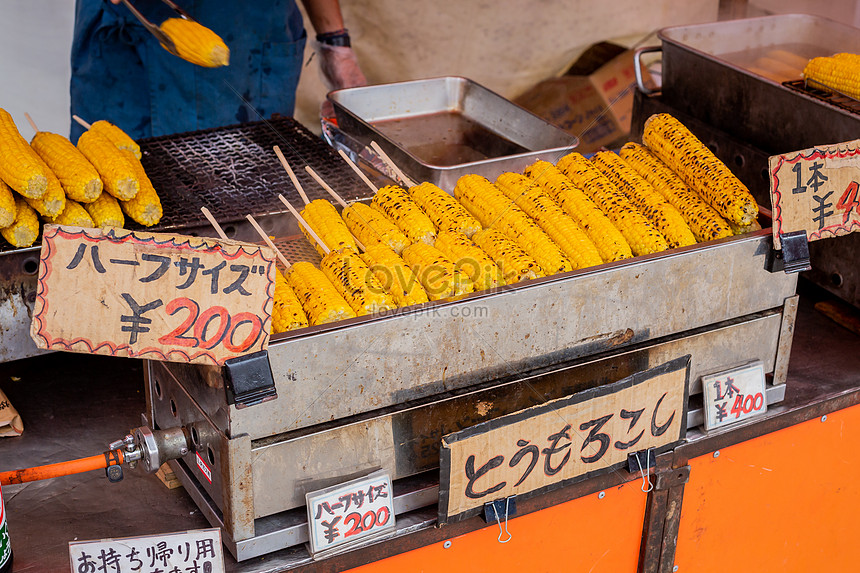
89,120,141,160
77,130,139,201
44,199,94,228
472,228,544,284
524,160,632,262
1,197,38,248
301,199,357,257
0,109,47,199
24,154,66,218
272,268,309,333
372,185,437,245
401,242,475,301
556,153,669,256
320,250,397,316
31,131,103,203
286,261,356,326
643,113,758,226
343,201,410,254
591,151,696,249
409,182,482,237
119,150,162,226
85,191,124,228
360,243,429,307
434,229,505,291
0,180,16,229
619,143,733,242
727,218,763,236
160,18,230,68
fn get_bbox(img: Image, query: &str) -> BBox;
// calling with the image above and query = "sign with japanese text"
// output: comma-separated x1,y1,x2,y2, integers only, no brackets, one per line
439,356,690,523
306,470,395,557
68,528,224,573
769,139,860,249
32,225,275,366
701,361,767,431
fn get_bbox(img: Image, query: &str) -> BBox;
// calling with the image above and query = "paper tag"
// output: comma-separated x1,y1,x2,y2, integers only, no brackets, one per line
701,362,767,431
306,470,396,557
69,528,224,573
0,387,22,437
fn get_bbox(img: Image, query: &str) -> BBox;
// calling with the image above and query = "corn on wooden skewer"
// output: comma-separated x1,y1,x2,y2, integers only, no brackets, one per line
370,141,417,187
85,191,124,228
277,194,330,254
0,108,48,199
159,18,230,68
119,150,162,226
434,229,505,290
409,182,482,238
1,197,39,248
0,180,16,229
72,115,92,131
273,145,310,205
303,166,368,252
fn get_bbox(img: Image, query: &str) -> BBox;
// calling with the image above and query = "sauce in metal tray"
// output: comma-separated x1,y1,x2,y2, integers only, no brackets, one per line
717,42,826,83
373,111,529,167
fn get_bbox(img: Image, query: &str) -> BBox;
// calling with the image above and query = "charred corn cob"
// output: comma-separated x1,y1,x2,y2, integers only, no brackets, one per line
473,228,544,284
495,172,604,268
119,150,162,226
321,250,397,316
643,114,758,226
556,153,669,256
1,197,38,247
44,199,93,228
272,268,309,333
619,143,732,242
84,191,124,228
0,109,47,199
409,182,482,237
286,261,356,325
727,218,762,236
454,174,573,275
159,18,230,68
31,131,103,203
25,154,66,218
803,55,860,99
372,185,437,245
434,230,505,291
301,199,358,257
343,201,410,254
77,130,139,201
401,242,475,300
524,160,632,262
0,180,16,229
591,151,696,249
360,243,429,307
89,120,141,160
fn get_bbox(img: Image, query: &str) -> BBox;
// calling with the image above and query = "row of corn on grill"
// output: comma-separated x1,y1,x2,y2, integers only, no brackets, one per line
0,109,164,249
270,113,760,334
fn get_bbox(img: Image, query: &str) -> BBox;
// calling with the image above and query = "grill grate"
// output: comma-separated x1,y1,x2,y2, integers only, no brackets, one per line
783,79,860,115
272,235,323,267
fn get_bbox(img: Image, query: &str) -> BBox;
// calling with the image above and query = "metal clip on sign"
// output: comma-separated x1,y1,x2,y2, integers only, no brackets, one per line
767,230,811,274
627,449,656,493
483,496,517,543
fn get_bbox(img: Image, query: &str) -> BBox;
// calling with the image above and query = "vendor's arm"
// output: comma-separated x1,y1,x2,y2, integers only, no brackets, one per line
299,0,347,35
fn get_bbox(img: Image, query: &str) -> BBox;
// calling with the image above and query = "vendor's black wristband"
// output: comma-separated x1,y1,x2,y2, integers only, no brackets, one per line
316,29,351,47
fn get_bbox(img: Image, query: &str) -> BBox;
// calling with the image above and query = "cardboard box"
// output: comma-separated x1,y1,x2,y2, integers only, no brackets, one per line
515,43,651,153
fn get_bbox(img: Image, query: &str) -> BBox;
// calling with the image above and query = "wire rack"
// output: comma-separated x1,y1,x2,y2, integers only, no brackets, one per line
782,78,860,115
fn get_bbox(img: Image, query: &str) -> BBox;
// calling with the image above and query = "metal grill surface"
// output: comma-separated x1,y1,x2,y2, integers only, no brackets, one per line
782,79,860,115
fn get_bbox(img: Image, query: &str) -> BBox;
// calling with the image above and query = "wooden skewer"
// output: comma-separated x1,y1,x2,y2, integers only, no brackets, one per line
200,207,229,240
303,165,367,251
72,115,92,130
277,194,331,255
246,214,292,270
337,148,378,194
370,141,417,187
24,113,38,133
273,145,310,205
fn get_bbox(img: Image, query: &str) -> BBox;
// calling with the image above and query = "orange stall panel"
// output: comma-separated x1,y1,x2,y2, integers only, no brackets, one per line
675,403,860,572
348,479,647,573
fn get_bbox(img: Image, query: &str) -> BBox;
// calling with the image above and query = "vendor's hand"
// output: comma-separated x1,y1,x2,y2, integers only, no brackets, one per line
317,44,367,118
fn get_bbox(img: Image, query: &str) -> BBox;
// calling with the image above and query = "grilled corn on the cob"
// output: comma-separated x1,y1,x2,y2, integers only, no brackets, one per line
372,185,437,245
77,130,139,201
272,268,309,333
471,228,544,284
286,261,356,325
31,131,103,203
84,191,124,228
1,197,38,247
409,182,482,237
401,242,475,300
0,180,16,229
44,199,93,228
301,199,358,257
342,201,410,254
321,250,397,316
25,154,67,218
0,109,47,199
159,18,230,68
360,243,430,307
119,150,162,226
89,120,141,160
434,229,505,291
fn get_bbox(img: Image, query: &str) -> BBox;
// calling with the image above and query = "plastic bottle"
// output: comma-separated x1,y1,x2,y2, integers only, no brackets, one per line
0,485,11,573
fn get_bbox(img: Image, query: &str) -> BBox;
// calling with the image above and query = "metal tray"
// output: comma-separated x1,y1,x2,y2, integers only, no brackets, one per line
329,76,578,192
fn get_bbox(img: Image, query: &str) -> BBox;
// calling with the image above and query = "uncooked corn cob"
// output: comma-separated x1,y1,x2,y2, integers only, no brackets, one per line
1,197,38,247
454,174,573,275
643,113,758,226
0,109,47,199
89,120,141,160
159,18,230,68
524,160,632,262
409,182,482,237
372,185,437,245
591,151,696,249
803,55,860,99
119,150,162,226
0,180,16,229
25,154,67,218
286,261,356,325
495,172,604,269
301,199,358,257
320,250,397,316
84,191,124,228
77,130,139,201
44,199,93,228
272,268,309,333
472,228,544,284
360,243,429,307
31,131,103,203
619,143,732,242
434,229,505,291
342,201,410,254
556,153,669,256
401,242,475,301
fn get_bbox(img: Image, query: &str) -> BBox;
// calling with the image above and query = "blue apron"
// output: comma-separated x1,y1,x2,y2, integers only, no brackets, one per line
70,0,306,141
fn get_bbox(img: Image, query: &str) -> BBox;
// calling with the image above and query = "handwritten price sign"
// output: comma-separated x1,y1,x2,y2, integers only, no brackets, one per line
31,225,276,365
701,362,767,431
769,139,860,249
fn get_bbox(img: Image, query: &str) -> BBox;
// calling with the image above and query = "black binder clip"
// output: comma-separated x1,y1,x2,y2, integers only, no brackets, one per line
767,230,811,274
224,350,278,408
627,448,656,493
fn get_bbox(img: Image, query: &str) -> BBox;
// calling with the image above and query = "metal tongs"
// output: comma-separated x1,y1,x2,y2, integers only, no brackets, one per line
119,0,198,57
